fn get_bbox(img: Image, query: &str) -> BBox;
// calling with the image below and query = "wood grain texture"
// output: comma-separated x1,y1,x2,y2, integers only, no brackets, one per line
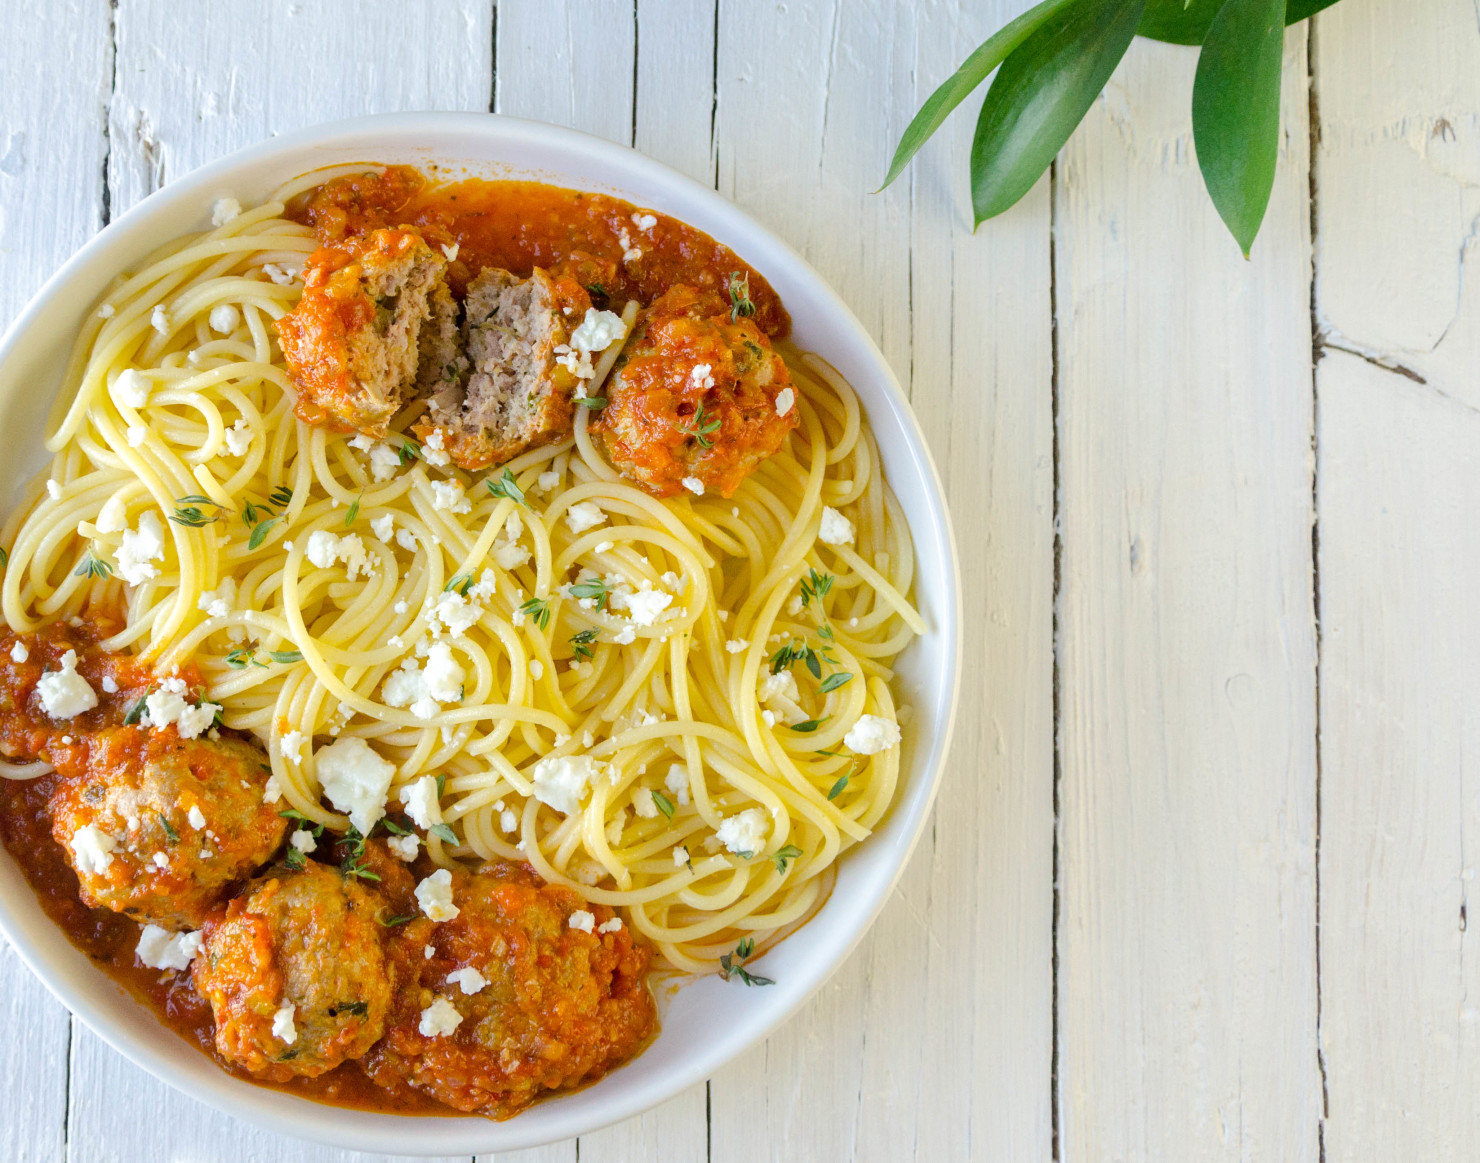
1053,32,1321,1163
1315,2,1480,1157
0,3,112,1161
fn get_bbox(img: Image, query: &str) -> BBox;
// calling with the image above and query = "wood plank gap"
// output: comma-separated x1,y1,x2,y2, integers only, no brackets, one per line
488,0,498,112
1048,152,1063,1163
631,0,639,148
100,0,117,226
709,0,718,188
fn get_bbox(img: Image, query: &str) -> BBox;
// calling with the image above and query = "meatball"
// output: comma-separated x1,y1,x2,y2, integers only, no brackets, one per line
278,227,449,436
413,267,593,471
193,861,394,1081
594,284,797,498
48,727,287,930
362,863,654,1118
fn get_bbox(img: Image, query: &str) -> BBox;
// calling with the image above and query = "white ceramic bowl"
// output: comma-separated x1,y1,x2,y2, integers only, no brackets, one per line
0,113,961,1154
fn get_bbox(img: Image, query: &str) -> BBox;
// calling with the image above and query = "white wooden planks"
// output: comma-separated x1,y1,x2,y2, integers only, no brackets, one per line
0,3,112,1161
1315,1,1480,1157
1053,31,1321,1163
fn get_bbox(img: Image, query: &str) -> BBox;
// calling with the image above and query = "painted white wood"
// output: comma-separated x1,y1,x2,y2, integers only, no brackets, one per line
634,0,716,185
1053,31,1321,1163
0,3,112,1162
1314,2,1480,1158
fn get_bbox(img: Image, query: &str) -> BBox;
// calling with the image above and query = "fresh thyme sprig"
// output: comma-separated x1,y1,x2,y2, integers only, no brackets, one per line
74,550,113,579
567,577,611,611
799,567,833,609
727,271,756,322
519,596,552,631
569,628,599,660
682,402,722,450
719,937,774,987
486,467,527,507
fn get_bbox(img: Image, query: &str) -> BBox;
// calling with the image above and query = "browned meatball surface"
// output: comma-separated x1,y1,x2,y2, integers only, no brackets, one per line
48,726,286,930
362,862,654,1119
193,860,393,1081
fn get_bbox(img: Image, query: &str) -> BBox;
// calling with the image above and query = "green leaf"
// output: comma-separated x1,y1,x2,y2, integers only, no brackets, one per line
268,649,303,664
817,672,853,695
1192,0,1286,255
248,515,281,550
1139,0,1335,42
971,0,1147,227
651,790,675,820
429,822,458,845
879,0,1079,190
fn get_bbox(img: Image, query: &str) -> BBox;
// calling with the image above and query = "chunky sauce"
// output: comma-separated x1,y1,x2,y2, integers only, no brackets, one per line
288,165,791,337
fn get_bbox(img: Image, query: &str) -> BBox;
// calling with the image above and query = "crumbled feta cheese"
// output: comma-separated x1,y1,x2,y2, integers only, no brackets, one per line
400,774,443,830
844,713,901,755
38,650,98,719
101,675,118,694
197,577,237,620
289,828,316,854
70,824,117,875
682,476,708,498
211,197,242,226
565,501,606,534
431,590,482,637
274,729,304,765
664,763,691,807
612,586,672,626
717,808,768,857
151,851,168,869
440,242,460,262
775,386,795,417
392,599,409,616
569,308,628,357
618,227,642,264
150,305,170,335
759,669,799,705
112,368,151,409
632,212,657,232
224,418,252,457
500,806,519,833
415,868,459,922
96,494,129,534
725,639,749,654
818,506,855,546
272,1000,297,1044
631,786,659,819
689,363,715,390
529,659,544,681
418,997,462,1037
365,441,400,482
262,262,300,285
187,804,207,830
136,925,202,971
394,526,418,552
143,677,219,740
593,540,614,555
315,736,395,834
387,833,420,861
98,303,115,318
304,530,373,579
762,709,777,728
673,846,689,866
116,510,166,586
127,425,147,448
370,514,394,542
208,303,240,334
447,966,487,995
612,624,637,646
9,642,27,664
597,916,624,934
568,910,595,933
494,539,531,570
429,480,470,514
530,754,604,815
538,470,560,492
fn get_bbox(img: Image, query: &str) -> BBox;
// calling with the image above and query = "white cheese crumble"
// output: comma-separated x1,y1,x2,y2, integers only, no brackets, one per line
224,418,252,457
689,363,715,390
211,197,242,226
135,925,202,972
98,303,115,318
279,728,306,764
568,910,595,933
208,303,240,334
681,476,706,497
289,828,316,854
664,763,691,807
112,368,151,409
818,506,855,546
143,677,219,739
399,774,443,830
197,576,237,619
262,262,300,285
415,868,459,922
150,304,170,335
382,643,465,721
538,470,560,492
673,845,689,867
70,824,117,875
429,480,470,514
632,786,658,819
187,804,207,830
597,917,624,934
440,241,460,262
775,386,795,417
315,736,395,834
530,754,604,815
387,833,420,861
418,997,462,1037
101,675,118,694
610,584,672,626
632,212,657,232
116,510,166,586
96,494,129,534
569,307,628,357
725,639,749,654
844,713,902,755
370,514,395,542
565,501,606,534
717,808,769,857
272,1000,297,1044
38,650,99,719
446,966,488,995
529,658,544,681
8,642,26,664
304,530,373,579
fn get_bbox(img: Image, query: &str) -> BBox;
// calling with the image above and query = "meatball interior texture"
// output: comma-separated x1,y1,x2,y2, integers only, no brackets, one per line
194,860,393,1082
595,284,798,498
278,226,447,436
364,863,654,1119
48,727,287,930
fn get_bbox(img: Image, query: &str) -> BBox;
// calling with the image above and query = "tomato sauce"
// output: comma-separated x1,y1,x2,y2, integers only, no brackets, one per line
288,165,791,337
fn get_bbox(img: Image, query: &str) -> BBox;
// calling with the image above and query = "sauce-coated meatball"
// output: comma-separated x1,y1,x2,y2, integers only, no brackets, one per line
363,863,654,1118
193,861,393,1081
594,284,797,498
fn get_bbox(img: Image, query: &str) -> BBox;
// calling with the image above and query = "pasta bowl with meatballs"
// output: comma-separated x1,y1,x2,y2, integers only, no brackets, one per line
0,114,959,1153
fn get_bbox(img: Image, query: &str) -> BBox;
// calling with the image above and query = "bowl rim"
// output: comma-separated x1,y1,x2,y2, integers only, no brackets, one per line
0,110,962,1154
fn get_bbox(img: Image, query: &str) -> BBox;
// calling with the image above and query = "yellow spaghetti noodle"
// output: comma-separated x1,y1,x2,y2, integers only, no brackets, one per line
0,176,924,972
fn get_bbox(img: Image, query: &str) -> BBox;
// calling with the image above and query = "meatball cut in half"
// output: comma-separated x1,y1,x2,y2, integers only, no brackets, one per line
278,227,448,436
48,727,287,931
594,284,798,499
412,267,597,471
364,863,654,1119
194,861,394,1081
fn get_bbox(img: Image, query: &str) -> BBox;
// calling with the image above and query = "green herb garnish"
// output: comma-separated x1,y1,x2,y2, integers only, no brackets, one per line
800,567,833,609
123,694,148,725
567,578,611,611
158,812,179,845
790,717,828,733
444,574,475,597
828,772,850,800
284,847,307,871
519,595,552,631
344,493,361,526
247,515,282,550
651,790,675,820
328,1000,369,1018
485,467,526,507
569,628,599,660
268,649,303,664
74,550,113,579
376,912,414,928
816,672,853,695
268,485,293,508
575,396,607,410
429,823,458,846
719,936,773,986
398,440,420,466
727,271,756,322
682,402,722,450
772,844,802,874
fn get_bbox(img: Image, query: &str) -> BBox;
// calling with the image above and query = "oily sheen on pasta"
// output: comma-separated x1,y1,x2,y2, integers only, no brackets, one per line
0,169,924,973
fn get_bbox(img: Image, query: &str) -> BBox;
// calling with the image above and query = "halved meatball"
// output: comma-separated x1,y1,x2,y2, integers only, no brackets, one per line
412,267,592,471
594,284,797,498
48,727,287,930
278,227,448,436
362,863,654,1119
193,860,393,1081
